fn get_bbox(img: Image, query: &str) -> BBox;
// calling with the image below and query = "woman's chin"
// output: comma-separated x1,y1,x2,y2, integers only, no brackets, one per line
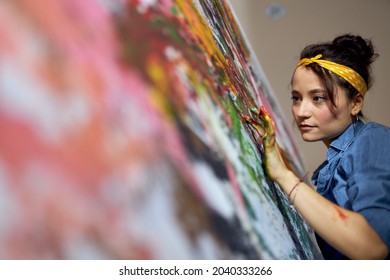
301,135,319,142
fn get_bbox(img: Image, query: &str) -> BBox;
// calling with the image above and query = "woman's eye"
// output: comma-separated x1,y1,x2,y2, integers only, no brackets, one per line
291,96,300,102
313,96,326,102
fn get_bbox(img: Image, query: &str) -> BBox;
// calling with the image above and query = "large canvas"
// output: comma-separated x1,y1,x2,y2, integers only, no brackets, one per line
0,0,321,259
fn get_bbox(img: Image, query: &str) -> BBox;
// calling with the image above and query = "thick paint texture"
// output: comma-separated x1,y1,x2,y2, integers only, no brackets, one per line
0,0,321,259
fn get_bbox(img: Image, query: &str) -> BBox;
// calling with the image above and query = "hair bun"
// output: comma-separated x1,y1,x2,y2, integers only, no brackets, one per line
332,34,377,65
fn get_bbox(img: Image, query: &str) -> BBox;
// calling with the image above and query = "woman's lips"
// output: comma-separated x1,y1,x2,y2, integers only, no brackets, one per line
299,124,315,131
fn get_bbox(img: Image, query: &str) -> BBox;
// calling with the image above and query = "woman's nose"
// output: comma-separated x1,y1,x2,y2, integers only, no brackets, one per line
295,101,311,118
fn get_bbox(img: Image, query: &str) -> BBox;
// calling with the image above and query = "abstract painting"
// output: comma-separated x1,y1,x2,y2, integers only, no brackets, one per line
0,0,322,259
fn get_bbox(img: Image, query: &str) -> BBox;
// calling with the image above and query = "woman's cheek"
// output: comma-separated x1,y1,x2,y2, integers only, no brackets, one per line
315,107,335,124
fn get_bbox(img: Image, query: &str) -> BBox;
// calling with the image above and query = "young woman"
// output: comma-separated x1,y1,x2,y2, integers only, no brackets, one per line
249,34,390,259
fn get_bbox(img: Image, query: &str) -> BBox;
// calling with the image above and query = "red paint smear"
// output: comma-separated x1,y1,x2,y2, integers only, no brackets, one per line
334,206,348,221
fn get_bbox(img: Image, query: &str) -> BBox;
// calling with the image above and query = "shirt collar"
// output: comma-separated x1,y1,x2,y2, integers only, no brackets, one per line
326,120,365,160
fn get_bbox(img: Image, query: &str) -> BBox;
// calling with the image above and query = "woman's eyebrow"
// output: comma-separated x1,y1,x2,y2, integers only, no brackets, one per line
291,88,327,95
308,88,327,94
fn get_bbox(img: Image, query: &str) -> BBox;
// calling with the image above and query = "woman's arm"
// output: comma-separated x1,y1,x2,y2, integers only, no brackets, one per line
278,170,389,260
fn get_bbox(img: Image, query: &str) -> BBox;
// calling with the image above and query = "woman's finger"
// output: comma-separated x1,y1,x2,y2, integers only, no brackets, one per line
256,106,276,148
243,115,267,138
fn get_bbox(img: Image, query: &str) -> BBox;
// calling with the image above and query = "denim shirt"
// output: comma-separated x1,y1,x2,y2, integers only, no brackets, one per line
312,120,390,259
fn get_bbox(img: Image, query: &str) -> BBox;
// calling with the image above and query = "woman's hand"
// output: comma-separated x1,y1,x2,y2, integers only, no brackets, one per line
244,106,290,183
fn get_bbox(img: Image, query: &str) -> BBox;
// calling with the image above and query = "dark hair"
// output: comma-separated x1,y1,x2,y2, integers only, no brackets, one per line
295,34,378,117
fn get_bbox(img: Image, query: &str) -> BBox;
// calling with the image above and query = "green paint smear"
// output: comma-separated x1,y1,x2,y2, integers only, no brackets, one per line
225,96,272,218
226,96,243,144
151,17,185,45
171,5,179,16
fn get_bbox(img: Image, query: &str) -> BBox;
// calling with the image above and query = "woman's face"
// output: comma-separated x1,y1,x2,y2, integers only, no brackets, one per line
291,66,355,147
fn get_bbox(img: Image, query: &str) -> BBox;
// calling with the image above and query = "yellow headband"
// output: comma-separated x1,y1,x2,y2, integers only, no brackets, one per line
296,54,367,96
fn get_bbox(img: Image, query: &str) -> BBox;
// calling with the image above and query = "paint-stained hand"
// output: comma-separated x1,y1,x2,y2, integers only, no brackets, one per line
244,106,289,182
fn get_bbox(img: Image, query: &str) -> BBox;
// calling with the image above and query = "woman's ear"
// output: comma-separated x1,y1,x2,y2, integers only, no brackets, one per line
351,94,364,116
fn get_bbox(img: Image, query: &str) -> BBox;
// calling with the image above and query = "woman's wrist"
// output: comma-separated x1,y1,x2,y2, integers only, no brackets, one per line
274,170,300,195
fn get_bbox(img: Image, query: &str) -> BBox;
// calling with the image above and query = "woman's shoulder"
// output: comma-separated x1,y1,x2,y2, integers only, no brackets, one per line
359,121,390,136
353,121,390,149
341,121,390,177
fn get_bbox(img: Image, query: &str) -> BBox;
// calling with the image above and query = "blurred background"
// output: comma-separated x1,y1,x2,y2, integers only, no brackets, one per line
229,0,390,178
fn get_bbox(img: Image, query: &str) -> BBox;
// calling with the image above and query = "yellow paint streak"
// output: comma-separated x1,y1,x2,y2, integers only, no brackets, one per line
176,0,224,65
175,0,237,94
146,57,171,117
